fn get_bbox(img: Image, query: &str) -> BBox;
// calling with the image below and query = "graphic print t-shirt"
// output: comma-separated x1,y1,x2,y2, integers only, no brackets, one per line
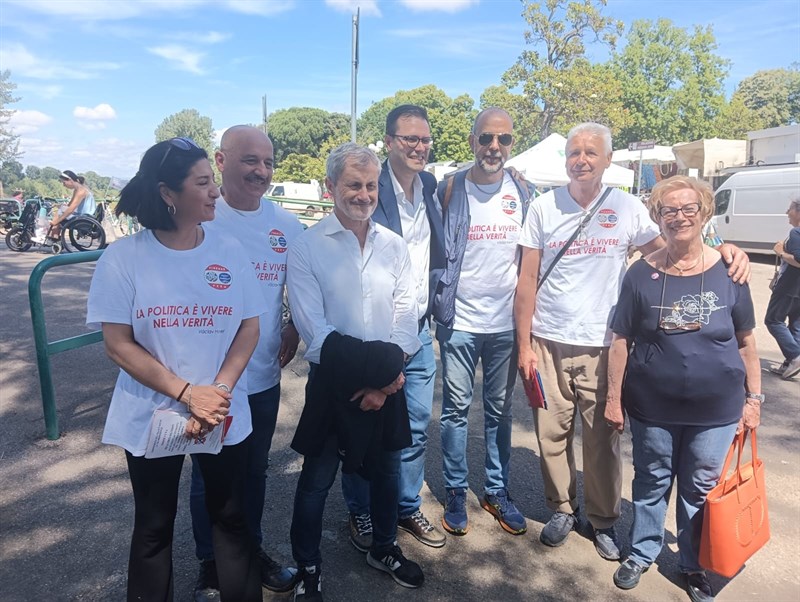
86,228,267,455
454,174,522,333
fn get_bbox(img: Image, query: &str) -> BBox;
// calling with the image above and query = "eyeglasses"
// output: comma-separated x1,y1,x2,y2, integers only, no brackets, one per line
658,203,701,219
477,133,514,147
391,134,433,147
159,137,201,169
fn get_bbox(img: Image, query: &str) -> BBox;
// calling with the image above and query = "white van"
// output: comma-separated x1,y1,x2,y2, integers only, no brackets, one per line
266,181,322,218
712,164,800,253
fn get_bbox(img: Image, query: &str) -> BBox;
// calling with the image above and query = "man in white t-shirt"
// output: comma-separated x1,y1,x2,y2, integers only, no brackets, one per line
434,108,531,538
190,126,301,599
514,122,750,562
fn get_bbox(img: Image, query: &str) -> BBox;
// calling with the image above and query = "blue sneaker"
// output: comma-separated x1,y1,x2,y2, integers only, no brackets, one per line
481,489,527,535
442,488,469,535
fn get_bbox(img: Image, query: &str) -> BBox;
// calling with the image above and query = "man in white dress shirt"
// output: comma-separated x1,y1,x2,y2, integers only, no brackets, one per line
287,143,425,601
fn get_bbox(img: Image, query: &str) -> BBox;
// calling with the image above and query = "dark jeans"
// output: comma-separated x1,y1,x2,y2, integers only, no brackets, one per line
190,384,281,559
125,441,260,602
290,433,400,569
764,290,800,361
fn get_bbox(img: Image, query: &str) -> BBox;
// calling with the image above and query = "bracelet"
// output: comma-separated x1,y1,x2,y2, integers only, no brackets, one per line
177,382,191,402
213,382,231,393
187,384,193,410
745,392,765,405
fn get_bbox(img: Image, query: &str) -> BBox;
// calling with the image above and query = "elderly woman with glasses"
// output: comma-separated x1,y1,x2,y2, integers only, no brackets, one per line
603,176,761,602
87,138,264,601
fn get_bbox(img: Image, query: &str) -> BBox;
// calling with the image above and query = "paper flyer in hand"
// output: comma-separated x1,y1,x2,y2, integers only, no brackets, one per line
144,409,232,459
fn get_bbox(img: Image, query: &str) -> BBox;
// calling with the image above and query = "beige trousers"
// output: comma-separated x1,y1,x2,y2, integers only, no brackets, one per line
532,336,621,529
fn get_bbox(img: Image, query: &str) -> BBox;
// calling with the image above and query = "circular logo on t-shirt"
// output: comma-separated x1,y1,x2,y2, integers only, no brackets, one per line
501,195,519,215
205,264,232,290
597,208,618,228
269,229,288,253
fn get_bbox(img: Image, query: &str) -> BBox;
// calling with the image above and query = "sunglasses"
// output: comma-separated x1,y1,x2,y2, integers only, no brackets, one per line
159,137,201,169
658,203,701,219
477,133,513,147
391,134,433,147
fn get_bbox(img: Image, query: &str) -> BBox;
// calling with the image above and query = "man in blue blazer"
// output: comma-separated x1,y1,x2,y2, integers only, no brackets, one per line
341,105,447,550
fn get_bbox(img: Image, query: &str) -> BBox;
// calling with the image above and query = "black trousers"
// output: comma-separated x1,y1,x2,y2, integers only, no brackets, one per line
124,439,260,602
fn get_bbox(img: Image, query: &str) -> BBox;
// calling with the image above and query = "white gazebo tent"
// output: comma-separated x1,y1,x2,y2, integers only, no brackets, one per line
506,133,635,188
611,145,676,165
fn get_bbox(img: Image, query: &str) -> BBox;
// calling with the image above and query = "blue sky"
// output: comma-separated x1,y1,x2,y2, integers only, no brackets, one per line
2,0,799,179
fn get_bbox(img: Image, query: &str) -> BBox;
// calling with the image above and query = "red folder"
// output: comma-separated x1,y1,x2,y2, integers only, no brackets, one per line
523,369,548,410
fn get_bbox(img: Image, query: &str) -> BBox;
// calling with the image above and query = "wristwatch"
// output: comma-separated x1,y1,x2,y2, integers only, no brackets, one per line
213,382,231,393
745,392,765,404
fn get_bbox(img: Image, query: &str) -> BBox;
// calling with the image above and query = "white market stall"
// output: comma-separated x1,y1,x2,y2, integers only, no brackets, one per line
506,133,635,188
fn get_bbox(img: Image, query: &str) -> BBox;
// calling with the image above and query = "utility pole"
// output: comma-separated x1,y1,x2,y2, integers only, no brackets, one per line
262,95,268,134
350,8,359,142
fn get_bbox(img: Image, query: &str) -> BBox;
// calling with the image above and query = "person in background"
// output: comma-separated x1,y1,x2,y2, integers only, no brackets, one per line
86,138,264,602
765,195,800,379
51,169,96,236
605,175,760,602
189,125,301,600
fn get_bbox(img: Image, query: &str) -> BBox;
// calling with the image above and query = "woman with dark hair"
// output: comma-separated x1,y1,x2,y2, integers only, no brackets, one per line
51,169,96,236
87,138,264,601
605,175,761,602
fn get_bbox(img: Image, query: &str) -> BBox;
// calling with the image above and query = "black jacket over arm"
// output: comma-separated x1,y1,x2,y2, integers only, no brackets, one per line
291,332,412,477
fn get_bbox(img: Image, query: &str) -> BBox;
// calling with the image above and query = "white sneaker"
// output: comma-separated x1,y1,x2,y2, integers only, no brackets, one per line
783,355,800,380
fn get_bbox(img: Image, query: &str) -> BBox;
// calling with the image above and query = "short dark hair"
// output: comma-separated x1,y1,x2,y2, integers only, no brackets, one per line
385,104,429,136
116,139,208,231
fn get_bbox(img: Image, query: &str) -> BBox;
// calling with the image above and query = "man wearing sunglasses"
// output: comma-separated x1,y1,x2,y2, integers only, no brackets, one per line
190,125,302,601
340,105,447,552
513,122,750,562
432,107,534,538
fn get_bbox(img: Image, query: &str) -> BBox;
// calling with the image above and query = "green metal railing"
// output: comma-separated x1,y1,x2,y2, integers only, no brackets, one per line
29,250,104,440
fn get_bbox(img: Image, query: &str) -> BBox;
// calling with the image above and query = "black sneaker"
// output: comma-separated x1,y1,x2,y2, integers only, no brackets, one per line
539,511,577,547
349,512,373,552
258,549,297,593
366,544,424,588
193,559,220,602
613,558,648,590
294,565,322,602
686,571,715,602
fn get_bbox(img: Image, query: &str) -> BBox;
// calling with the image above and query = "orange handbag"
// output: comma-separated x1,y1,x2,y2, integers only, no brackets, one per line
699,429,770,578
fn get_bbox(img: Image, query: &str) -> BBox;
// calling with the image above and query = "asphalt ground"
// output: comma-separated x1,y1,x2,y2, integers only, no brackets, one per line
0,244,798,602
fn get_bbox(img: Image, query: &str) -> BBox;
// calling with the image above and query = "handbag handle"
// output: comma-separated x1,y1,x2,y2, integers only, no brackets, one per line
716,429,760,503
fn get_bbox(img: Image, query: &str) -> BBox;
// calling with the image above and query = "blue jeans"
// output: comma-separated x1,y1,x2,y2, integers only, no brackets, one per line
764,290,800,361
190,384,281,560
341,326,436,518
627,417,738,572
291,434,400,568
437,326,517,494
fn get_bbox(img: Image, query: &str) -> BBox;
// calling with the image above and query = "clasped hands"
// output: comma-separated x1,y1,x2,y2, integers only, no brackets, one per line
185,384,231,438
350,372,405,412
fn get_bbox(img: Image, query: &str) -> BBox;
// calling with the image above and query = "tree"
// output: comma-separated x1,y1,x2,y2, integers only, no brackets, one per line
0,70,21,163
357,85,475,162
267,107,350,163
711,95,764,139
502,0,624,141
273,153,325,183
0,159,24,190
154,109,215,157
731,67,800,129
612,19,729,146
25,165,41,180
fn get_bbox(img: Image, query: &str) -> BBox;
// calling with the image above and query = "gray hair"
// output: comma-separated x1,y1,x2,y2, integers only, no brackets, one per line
790,195,800,212
326,142,380,185
566,122,613,156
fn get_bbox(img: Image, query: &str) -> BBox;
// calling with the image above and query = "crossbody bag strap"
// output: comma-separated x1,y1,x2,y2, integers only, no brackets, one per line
538,187,613,287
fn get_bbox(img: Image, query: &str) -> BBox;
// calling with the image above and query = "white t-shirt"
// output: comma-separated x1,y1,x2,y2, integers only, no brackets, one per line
86,228,267,455
388,162,430,321
206,197,304,393
519,185,660,346
454,174,523,333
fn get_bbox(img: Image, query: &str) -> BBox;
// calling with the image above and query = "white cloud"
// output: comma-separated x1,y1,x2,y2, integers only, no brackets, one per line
73,104,117,120
147,45,206,75
1,43,120,80
400,0,478,12
8,110,53,135
172,31,232,45
18,83,63,100
223,0,295,16
325,0,381,17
